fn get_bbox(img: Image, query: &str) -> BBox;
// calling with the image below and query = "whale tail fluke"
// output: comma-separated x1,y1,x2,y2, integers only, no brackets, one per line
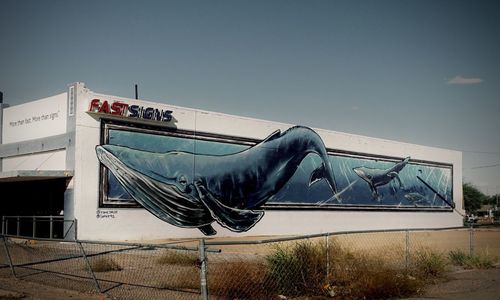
309,163,338,194
309,163,326,186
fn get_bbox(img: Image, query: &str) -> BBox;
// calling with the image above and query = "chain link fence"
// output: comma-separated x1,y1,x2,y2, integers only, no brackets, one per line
0,236,206,299
1,226,500,299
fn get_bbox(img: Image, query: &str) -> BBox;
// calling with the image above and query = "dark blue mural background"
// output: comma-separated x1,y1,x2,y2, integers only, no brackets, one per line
103,128,453,209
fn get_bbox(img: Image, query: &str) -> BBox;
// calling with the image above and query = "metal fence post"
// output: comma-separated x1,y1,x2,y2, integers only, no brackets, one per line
405,230,410,270
1,216,4,235
16,217,20,236
74,219,78,240
326,232,330,280
49,216,54,239
469,223,474,256
32,216,36,238
77,241,102,293
199,239,209,300
2,235,16,278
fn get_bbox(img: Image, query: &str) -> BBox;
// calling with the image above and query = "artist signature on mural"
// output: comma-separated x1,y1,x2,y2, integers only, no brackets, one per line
96,210,118,219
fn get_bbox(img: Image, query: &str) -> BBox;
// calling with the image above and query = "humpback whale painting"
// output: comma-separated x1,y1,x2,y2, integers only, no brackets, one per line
97,122,454,235
97,126,338,235
353,157,410,198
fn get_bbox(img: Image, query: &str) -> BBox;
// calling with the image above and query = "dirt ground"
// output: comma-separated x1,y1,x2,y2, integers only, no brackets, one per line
0,276,105,299
2,266,500,299
1,228,499,299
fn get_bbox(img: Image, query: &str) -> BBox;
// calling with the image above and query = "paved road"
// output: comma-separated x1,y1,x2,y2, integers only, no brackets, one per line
404,266,500,300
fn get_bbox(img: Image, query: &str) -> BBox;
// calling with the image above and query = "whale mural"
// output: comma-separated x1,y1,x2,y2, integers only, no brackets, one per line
97,122,455,235
96,126,338,235
353,157,410,199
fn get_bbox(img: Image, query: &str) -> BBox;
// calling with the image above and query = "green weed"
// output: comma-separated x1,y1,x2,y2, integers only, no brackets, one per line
412,249,448,279
448,249,496,269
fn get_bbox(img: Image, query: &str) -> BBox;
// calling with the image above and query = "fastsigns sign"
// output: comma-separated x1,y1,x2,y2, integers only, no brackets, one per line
89,99,173,122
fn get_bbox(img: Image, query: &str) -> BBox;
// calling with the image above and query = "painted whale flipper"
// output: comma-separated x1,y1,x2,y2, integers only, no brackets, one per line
198,225,217,236
194,181,264,232
388,172,404,189
96,146,217,234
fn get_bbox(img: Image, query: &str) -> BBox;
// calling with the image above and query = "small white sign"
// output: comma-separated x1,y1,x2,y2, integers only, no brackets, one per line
2,93,67,143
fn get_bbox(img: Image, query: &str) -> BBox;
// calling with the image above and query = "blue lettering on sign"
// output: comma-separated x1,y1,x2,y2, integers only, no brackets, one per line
128,105,140,118
127,105,172,122
163,110,173,122
143,107,154,120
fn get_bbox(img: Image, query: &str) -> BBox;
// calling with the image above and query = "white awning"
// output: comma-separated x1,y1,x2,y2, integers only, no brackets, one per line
0,170,73,182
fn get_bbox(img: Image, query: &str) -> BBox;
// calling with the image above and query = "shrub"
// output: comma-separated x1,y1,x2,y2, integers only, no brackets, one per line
328,251,422,299
448,249,496,269
266,241,326,296
156,250,198,266
200,241,451,299
209,260,273,299
413,249,448,279
264,240,424,299
90,257,122,272
448,249,468,266
158,272,200,290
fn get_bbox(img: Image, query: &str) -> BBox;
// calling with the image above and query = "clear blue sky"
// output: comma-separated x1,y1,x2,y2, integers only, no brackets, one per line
1,0,499,195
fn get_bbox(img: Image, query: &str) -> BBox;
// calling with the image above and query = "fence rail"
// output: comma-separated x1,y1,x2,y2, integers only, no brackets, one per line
1,215,76,240
1,225,499,299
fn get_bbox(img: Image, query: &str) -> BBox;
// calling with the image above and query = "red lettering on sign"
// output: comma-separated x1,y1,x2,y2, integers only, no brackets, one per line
98,100,110,114
89,99,101,112
111,102,129,116
88,98,172,123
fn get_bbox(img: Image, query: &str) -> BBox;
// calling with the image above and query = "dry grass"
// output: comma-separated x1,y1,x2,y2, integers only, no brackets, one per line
325,243,424,299
261,240,428,299
156,249,198,266
90,257,122,272
209,260,275,299
150,240,455,299
412,249,449,279
157,268,200,291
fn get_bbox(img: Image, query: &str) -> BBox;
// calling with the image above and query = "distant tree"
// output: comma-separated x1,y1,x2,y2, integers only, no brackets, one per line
463,183,485,213
484,194,499,206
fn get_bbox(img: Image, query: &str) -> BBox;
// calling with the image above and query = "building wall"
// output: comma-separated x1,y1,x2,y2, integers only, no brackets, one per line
0,83,463,241
2,150,67,171
71,85,463,241
1,93,67,144
1,93,68,172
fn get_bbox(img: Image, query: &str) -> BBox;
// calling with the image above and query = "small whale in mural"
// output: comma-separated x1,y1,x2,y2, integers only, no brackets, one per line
404,192,428,207
96,126,338,235
352,157,410,198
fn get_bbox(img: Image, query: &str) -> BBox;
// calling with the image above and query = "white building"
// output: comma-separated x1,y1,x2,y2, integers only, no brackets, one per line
0,83,464,241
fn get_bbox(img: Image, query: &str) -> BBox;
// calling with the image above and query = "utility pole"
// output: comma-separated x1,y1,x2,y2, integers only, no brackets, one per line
496,185,499,210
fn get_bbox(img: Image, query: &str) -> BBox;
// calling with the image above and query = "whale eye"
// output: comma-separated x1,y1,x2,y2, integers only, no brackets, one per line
366,174,372,179
178,175,188,186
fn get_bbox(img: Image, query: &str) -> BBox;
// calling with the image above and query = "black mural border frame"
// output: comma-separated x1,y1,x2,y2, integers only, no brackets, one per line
98,119,454,212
